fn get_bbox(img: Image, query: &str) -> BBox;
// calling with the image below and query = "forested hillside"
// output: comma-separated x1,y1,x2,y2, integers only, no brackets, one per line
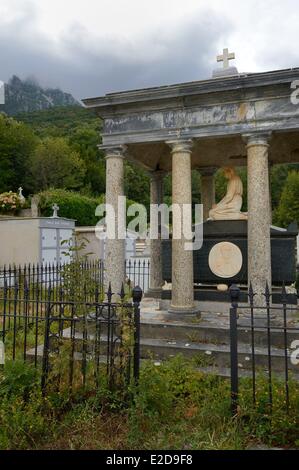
17,105,100,137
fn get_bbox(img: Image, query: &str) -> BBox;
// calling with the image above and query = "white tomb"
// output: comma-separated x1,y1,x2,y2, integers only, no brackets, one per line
0,217,75,267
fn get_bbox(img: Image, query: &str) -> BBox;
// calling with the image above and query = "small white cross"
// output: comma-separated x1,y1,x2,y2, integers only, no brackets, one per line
18,187,25,205
217,48,235,69
52,203,59,218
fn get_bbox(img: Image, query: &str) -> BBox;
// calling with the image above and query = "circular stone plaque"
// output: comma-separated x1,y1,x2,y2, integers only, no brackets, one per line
208,242,243,279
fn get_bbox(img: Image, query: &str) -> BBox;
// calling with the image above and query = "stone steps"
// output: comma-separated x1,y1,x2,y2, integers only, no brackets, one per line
26,345,299,382
26,344,111,366
79,314,299,349
26,309,299,379
59,328,298,373
139,319,299,349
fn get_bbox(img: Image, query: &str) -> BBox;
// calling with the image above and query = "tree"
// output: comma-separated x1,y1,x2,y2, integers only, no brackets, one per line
124,162,150,209
0,113,37,193
30,137,86,191
70,127,105,195
273,171,299,227
270,163,299,210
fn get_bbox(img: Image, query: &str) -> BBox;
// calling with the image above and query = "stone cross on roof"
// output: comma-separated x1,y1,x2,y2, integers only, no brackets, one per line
51,203,59,218
217,48,235,69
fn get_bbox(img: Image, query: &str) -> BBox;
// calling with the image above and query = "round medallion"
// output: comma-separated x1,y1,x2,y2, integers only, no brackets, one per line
208,242,243,279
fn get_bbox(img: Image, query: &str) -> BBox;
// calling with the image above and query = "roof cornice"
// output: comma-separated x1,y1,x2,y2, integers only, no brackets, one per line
82,68,299,112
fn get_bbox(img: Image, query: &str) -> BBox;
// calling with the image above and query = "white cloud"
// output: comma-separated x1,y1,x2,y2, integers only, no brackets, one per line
0,0,298,98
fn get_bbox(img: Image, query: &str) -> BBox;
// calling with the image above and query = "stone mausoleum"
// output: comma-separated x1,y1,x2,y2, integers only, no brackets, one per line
83,51,299,314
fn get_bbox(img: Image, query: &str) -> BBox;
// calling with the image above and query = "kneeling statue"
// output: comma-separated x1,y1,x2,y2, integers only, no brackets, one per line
209,167,247,221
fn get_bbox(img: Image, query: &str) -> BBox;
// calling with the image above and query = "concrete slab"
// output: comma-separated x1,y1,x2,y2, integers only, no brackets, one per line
140,297,230,326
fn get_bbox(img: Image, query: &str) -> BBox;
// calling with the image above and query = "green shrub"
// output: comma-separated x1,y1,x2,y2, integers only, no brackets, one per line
38,188,104,226
38,188,138,227
127,357,237,449
238,374,299,447
127,358,299,449
0,362,49,450
130,356,224,421
0,360,40,400
0,356,298,449
0,393,47,450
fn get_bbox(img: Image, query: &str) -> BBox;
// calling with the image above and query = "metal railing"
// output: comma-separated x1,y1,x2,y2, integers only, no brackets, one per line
229,283,299,414
126,258,150,293
0,257,150,306
0,260,104,301
0,267,142,395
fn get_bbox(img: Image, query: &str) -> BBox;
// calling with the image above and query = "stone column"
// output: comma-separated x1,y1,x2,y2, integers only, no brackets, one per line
200,167,217,220
244,133,272,306
148,170,165,297
268,160,273,225
104,146,126,298
167,140,199,315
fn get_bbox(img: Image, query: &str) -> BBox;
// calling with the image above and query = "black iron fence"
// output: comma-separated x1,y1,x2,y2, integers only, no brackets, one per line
0,258,150,304
0,276,142,395
0,261,105,305
126,258,150,293
229,283,299,415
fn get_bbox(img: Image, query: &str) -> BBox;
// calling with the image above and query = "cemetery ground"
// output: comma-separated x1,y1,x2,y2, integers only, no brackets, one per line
0,355,298,450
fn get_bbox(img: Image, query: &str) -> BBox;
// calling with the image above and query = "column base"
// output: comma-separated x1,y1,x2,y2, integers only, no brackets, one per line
145,288,163,299
168,304,201,319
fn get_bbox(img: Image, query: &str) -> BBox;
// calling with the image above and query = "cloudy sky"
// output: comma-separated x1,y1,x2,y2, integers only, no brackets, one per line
0,0,298,101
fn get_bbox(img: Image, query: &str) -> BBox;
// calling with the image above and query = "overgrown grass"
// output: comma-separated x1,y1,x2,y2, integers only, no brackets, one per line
0,356,298,450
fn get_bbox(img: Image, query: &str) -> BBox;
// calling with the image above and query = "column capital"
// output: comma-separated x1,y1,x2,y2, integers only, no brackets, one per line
99,144,127,159
242,132,272,148
166,139,193,154
199,166,218,177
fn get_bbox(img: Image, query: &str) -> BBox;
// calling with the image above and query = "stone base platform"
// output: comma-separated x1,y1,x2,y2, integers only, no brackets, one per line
161,286,298,305
137,298,299,378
